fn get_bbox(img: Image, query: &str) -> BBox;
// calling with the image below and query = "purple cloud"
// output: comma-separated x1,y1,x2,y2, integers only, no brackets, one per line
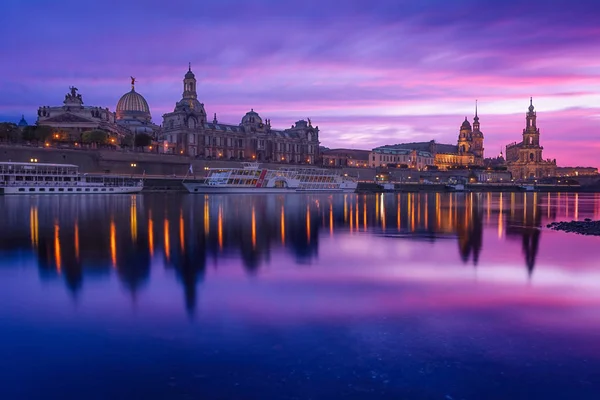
1,0,599,167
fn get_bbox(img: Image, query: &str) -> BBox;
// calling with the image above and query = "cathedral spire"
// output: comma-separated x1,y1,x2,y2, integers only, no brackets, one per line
189,62,191,72
473,100,479,123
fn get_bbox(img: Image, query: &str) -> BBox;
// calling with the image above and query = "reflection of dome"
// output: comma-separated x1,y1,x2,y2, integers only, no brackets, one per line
116,88,151,122
241,109,262,125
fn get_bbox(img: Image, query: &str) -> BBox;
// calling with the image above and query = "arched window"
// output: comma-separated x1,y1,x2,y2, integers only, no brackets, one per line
529,137,533,145
188,118,196,129
530,153,534,161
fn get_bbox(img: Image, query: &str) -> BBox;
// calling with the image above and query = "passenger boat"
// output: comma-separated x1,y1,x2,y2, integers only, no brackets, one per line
183,162,357,194
0,161,143,195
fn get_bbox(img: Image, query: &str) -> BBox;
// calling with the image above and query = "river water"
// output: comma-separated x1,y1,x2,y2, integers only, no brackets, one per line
0,192,599,399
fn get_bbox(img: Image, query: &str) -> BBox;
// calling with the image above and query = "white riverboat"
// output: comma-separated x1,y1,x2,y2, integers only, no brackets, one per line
0,162,143,195
183,162,357,194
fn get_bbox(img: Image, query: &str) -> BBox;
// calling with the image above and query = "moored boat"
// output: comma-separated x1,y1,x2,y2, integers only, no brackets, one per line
0,161,143,195
183,162,357,194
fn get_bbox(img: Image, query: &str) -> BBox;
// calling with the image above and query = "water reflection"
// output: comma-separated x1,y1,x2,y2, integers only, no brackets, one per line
0,192,598,311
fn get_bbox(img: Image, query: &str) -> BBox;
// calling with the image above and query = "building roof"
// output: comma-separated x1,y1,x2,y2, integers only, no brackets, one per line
18,115,28,127
322,148,370,160
116,89,150,119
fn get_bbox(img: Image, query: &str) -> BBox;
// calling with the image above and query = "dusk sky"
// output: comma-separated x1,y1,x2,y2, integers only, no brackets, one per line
1,0,599,167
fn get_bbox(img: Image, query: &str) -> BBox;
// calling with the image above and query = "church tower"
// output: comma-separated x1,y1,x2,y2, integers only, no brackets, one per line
521,98,543,162
183,63,198,101
471,100,484,161
457,117,472,154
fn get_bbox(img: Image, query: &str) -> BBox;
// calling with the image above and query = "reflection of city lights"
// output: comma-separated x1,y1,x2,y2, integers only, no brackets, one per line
380,194,386,231
110,218,117,268
498,194,504,239
179,209,185,252
130,196,137,242
251,206,257,249
148,211,154,257
306,205,311,243
30,205,38,247
218,205,224,250
280,205,285,245
164,218,170,262
74,220,80,261
54,221,61,273
329,203,333,236
204,199,210,236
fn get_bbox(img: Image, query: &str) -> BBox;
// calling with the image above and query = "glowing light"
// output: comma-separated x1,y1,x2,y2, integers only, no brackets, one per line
344,194,348,222
251,206,257,249
424,193,428,228
380,194,386,231
110,218,117,268
74,220,80,261
280,205,285,245
219,205,224,250
363,199,368,232
54,221,61,273
306,205,311,243
575,193,579,220
148,211,154,257
204,198,210,236
498,193,504,239
179,209,185,252
329,203,333,236
29,205,38,247
130,196,137,242
164,218,170,262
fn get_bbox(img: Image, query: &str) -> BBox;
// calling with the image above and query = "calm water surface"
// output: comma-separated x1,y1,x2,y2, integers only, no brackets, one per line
1,192,600,399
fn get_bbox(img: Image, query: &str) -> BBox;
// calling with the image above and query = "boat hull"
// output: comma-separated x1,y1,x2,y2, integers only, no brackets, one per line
0,185,143,195
183,182,356,194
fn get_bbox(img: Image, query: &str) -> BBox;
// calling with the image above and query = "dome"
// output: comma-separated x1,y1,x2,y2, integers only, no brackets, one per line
116,89,151,121
18,115,28,127
241,109,262,125
461,117,471,129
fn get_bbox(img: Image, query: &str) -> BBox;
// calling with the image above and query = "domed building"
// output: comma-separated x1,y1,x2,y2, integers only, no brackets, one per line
161,65,320,163
115,78,159,135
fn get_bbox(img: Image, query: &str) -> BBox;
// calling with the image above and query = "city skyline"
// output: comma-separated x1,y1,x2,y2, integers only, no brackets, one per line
1,0,599,167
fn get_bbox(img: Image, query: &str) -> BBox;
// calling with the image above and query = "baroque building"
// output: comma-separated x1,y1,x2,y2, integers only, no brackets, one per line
115,77,160,135
161,66,320,164
369,104,484,170
505,99,556,179
36,82,159,141
37,87,125,138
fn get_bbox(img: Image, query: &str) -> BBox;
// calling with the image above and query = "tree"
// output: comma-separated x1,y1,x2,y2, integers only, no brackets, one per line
134,133,152,148
0,122,19,143
81,130,109,145
120,134,133,148
21,125,54,144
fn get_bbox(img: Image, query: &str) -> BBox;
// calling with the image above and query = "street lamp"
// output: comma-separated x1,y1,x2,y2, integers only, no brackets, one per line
130,163,137,167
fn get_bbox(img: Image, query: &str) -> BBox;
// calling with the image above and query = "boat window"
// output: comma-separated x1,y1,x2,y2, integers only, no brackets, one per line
101,189,106,191
58,188,64,192
85,189,90,192
93,188,98,192
77,189,82,192
39,188,45,192
68,189,73,192
29,188,35,192
110,188,114,191
49,188,55,192
18,188,25,192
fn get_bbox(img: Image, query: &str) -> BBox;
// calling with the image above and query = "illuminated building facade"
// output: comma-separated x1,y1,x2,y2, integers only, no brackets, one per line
160,66,320,164
505,98,557,179
370,104,485,170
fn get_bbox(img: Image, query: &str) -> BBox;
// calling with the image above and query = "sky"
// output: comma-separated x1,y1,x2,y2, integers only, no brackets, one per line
1,0,599,167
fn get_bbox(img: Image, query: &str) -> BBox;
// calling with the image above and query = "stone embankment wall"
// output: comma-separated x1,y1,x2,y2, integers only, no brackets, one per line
0,145,375,179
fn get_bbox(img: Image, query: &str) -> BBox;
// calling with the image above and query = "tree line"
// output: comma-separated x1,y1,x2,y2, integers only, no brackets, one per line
0,123,153,149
